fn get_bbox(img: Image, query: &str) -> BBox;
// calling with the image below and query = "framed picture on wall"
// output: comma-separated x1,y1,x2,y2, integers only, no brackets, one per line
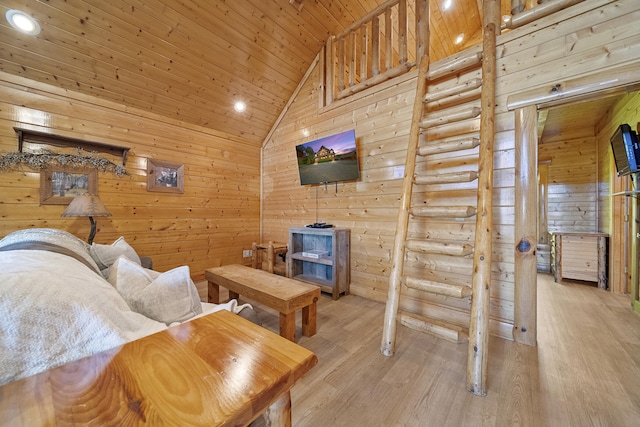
147,159,184,193
40,167,98,205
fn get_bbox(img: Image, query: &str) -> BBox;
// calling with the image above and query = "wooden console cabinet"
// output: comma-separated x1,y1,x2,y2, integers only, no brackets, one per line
551,232,608,289
288,227,350,300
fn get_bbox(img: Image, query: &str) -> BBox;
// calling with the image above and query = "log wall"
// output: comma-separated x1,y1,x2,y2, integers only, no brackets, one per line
262,0,640,338
0,73,260,279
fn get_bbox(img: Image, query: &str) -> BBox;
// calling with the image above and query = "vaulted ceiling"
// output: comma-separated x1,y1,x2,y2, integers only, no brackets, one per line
0,0,505,146
2,0,606,149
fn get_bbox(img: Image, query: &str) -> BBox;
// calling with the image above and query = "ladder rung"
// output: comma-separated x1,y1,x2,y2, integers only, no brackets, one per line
424,120,480,140
418,137,480,156
410,205,476,218
428,51,483,81
420,107,481,128
414,170,478,185
424,78,482,103
405,239,473,256
399,311,469,343
427,87,483,111
404,276,472,298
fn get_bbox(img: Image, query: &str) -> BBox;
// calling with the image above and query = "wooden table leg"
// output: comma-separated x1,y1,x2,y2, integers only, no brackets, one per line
229,290,240,301
280,312,296,342
263,391,292,427
267,241,275,274
301,301,317,337
208,281,220,304
251,242,259,269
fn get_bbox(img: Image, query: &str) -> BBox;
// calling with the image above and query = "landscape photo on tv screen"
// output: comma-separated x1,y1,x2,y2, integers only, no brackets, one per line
295,129,359,185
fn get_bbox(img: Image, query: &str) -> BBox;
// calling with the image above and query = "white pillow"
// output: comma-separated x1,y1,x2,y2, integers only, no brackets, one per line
90,236,141,271
108,256,202,325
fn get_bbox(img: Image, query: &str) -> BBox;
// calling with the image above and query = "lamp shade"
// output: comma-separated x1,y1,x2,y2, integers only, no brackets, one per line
61,193,111,218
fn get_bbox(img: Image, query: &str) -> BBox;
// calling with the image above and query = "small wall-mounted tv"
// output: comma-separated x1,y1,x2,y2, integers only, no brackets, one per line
610,123,640,176
295,129,359,185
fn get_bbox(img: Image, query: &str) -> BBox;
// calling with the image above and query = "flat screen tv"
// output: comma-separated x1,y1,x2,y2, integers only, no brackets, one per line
610,123,640,176
295,129,359,185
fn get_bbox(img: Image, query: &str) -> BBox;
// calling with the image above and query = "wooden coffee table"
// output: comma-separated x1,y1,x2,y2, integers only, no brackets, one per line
205,264,321,342
0,310,317,427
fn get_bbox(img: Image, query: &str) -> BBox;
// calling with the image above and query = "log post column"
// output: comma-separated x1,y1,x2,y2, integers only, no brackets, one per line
513,104,538,346
466,0,499,397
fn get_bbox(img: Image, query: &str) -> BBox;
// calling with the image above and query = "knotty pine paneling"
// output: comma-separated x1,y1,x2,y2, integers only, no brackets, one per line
263,56,515,337
539,136,598,233
494,0,640,298
0,73,260,280
262,0,640,339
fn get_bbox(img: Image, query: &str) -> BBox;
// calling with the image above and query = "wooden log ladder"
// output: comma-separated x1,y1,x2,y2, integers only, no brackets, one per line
380,0,499,397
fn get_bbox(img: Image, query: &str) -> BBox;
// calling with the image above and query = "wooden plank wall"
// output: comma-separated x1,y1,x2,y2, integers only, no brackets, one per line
263,46,503,335
0,73,260,280
1,0,636,330
596,91,640,293
539,135,598,233
262,0,640,339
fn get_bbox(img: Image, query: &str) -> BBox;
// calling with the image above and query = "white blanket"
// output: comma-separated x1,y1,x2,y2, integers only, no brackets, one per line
0,249,169,385
0,228,250,386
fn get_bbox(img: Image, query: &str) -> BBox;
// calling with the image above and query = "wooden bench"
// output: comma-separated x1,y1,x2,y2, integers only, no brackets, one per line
206,264,321,342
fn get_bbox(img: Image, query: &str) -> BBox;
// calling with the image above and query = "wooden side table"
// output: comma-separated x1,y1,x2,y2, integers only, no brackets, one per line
252,241,288,275
551,232,609,289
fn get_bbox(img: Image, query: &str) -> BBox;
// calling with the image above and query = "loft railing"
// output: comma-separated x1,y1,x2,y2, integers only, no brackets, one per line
320,0,583,106
323,0,428,104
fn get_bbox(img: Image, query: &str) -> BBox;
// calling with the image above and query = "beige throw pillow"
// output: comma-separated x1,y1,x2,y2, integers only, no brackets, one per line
91,236,141,270
108,256,202,325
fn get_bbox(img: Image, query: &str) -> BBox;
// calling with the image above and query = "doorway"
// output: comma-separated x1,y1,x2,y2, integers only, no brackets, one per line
534,90,640,307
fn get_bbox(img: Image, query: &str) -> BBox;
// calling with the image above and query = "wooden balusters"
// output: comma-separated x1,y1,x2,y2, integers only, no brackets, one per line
327,0,426,102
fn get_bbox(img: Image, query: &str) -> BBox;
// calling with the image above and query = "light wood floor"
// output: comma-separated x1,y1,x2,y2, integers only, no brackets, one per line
199,273,640,426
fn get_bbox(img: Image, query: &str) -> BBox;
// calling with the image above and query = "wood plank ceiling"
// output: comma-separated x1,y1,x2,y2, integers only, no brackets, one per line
0,0,487,146
539,96,623,143
1,0,604,147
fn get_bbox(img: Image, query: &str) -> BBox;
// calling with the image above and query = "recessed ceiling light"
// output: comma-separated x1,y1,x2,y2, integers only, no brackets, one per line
443,0,453,11
455,33,464,45
234,101,246,112
302,129,310,137
6,10,40,35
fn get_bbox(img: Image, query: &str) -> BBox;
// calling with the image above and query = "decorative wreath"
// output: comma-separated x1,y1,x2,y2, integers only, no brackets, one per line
0,148,128,177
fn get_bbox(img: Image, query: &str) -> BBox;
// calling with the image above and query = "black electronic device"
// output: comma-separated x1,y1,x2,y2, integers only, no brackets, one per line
306,223,333,229
610,123,640,176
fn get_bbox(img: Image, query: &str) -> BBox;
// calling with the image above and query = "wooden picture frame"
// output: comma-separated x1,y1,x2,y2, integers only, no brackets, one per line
147,159,184,193
40,167,98,205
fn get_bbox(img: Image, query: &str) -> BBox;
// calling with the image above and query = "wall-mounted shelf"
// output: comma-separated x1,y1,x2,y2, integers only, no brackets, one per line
14,127,129,165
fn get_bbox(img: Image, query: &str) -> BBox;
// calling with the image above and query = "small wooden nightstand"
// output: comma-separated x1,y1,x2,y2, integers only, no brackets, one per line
252,241,288,275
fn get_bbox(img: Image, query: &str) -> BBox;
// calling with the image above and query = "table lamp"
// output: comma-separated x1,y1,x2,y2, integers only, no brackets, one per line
61,193,112,244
